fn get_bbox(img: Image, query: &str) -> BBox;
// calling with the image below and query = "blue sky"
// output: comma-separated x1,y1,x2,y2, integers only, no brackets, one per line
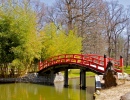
41,0,130,7
117,0,130,7
41,0,55,6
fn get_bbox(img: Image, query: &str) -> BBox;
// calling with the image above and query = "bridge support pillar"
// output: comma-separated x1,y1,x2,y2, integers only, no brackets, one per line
50,70,55,85
80,69,86,89
64,69,68,87
80,71,81,86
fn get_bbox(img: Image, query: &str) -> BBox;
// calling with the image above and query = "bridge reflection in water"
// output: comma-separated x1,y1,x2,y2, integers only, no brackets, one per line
0,77,95,100
54,77,95,100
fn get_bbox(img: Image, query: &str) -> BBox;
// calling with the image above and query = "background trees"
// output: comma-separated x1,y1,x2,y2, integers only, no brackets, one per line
0,0,130,77
44,0,130,65
49,0,106,54
0,0,82,77
43,0,129,60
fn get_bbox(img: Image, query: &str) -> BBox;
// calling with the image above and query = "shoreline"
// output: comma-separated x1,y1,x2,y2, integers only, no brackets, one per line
0,73,80,84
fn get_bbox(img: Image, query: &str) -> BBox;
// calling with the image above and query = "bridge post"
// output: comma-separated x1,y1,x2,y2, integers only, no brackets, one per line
104,55,107,70
64,69,68,87
80,71,81,86
80,69,86,89
120,56,124,73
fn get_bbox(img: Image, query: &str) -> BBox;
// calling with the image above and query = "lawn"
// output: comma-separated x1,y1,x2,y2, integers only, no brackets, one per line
124,66,130,74
66,66,130,78
68,69,95,78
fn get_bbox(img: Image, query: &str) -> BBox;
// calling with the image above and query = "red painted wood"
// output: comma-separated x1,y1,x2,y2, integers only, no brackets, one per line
39,54,122,73
120,56,123,67
104,55,107,70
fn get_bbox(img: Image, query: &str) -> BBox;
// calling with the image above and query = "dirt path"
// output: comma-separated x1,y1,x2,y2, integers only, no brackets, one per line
96,80,130,100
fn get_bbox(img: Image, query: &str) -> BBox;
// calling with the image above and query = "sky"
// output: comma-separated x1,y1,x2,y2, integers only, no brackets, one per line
42,0,130,8
117,0,130,7
41,0,55,6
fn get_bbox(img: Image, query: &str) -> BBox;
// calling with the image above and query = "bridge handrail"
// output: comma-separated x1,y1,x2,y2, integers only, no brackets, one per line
107,57,122,69
43,54,104,64
40,54,104,69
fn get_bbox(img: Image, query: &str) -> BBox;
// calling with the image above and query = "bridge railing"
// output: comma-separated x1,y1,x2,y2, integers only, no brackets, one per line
39,54,123,73
107,56,123,72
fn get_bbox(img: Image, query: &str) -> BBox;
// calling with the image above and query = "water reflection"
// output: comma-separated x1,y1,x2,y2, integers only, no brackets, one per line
54,82,64,93
0,77,95,100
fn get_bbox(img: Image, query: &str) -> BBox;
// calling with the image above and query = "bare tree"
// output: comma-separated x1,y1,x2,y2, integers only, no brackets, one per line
102,1,128,58
80,0,107,54
125,6,130,67
30,0,46,31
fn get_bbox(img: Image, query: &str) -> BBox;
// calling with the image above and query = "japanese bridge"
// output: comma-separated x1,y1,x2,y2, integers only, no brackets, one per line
38,54,123,89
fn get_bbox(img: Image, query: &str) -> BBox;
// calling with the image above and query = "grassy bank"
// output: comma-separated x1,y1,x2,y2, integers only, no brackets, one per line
68,66,130,78
68,69,95,78
124,66,130,74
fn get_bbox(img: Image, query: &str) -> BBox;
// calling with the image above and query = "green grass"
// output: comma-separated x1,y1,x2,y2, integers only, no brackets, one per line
67,66,130,78
69,73,80,78
86,72,96,76
68,69,95,78
124,66,130,74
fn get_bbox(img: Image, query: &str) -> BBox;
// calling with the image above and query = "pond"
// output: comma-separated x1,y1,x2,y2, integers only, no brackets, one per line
0,77,95,100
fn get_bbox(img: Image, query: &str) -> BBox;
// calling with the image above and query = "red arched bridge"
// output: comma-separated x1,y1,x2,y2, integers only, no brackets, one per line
38,54,123,88
38,54,123,74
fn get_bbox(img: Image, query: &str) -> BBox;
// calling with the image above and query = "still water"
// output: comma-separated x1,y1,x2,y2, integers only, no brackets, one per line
0,77,95,100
